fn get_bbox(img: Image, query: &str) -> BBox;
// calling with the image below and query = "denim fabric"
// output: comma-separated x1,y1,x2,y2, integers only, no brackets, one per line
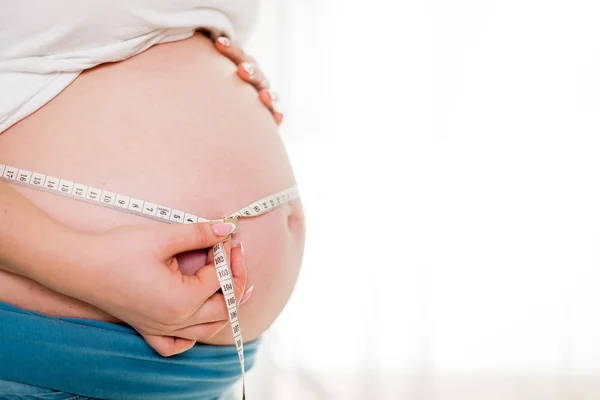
0,302,258,400
0,378,92,399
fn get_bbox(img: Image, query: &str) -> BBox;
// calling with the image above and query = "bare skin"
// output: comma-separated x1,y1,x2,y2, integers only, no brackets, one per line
213,36,284,125
0,33,305,354
0,179,248,356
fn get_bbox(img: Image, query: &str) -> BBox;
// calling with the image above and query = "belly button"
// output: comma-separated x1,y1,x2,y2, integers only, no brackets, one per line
286,204,304,228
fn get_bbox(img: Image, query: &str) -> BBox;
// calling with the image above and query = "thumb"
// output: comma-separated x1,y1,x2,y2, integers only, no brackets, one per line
157,221,237,256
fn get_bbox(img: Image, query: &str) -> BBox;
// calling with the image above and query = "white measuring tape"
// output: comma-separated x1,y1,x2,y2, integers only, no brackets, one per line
0,163,299,400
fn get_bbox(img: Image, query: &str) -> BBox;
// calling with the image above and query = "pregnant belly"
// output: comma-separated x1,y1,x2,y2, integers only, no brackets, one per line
0,33,305,345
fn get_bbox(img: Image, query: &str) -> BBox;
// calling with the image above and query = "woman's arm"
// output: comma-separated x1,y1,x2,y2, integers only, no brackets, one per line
0,180,86,280
0,36,274,285
0,180,249,356
0,37,266,356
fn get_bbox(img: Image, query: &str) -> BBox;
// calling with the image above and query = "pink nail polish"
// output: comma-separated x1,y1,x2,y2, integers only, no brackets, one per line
217,36,231,47
268,90,279,103
241,62,255,76
212,222,236,236
240,285,254,305
274,112,284,125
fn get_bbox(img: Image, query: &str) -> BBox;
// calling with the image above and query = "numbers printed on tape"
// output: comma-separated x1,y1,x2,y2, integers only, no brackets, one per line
215,254,225,266
101,191,116,205
31,173,45,187
17,169,31,183
142,202,157,216
87,187,101,201
218,267,230,279
226,293,237,308
128,198,143,212
3,166,17,180
0,163,300,400
59,180,74,194
44,176,59,190
157,205,171,220
73,184,87,198
184,213,198,223
170,209,184,222
116,194,130,209
222,281,234,294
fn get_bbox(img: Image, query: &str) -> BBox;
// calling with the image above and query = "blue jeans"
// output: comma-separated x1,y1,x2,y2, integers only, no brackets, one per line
0,302,258,400
0,379,239,400
0,379,92,399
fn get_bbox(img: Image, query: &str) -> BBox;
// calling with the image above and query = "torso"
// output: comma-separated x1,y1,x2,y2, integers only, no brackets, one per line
0,33,305,345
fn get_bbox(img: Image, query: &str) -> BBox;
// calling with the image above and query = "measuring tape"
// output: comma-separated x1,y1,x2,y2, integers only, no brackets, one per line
0,163,299,399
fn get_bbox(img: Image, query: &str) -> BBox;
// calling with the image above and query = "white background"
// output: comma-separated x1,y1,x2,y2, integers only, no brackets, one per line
242,1,600,398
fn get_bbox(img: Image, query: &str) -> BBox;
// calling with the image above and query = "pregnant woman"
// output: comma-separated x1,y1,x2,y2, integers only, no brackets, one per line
0,1,305,399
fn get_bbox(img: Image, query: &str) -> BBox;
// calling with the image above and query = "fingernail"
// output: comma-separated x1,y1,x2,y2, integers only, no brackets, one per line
212,222,236,236
272,103,283,115
240,285,254,305
241,62,255,76
239,242,245,261
267,90,279,103
274,112,284,125
216,36,231,47
269,95,282,112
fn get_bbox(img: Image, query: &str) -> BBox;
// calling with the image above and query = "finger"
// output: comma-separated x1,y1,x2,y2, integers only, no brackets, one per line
181,244,247,325
205,320,230,341
206,243,215,264
258,89,284,126
214,36,271,94
179,240,232,304
141,333,196,357
158,221,236,256
180,292,230,323
237,62,269,91
214,36,254,65
258,89,281,112
258,89,275,109
230,243,248,303
171,320,230,342
273,112,284,125
181,262,220,303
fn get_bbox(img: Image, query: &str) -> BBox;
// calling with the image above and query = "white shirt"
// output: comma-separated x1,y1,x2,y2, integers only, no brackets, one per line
0,0,258,133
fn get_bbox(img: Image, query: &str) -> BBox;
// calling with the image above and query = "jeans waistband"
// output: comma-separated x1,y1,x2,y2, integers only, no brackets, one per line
0,301,258,400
